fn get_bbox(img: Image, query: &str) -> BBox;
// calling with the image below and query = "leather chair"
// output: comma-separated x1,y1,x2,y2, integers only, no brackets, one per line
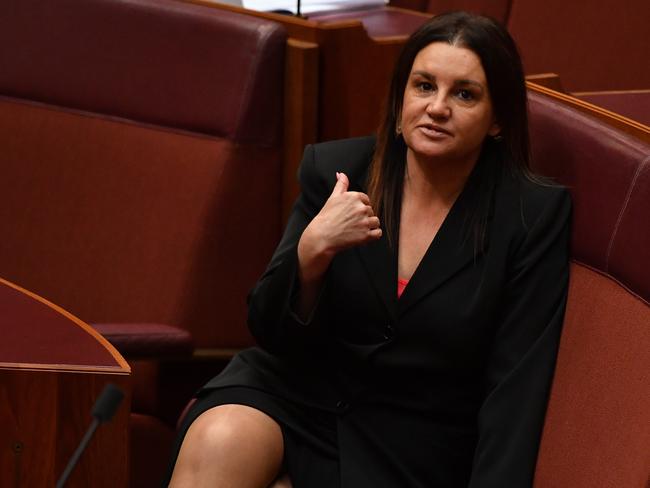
0,0,286,485
527,90,650,487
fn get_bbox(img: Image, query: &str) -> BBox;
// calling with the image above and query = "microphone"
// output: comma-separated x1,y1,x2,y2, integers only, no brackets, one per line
56,383,125,488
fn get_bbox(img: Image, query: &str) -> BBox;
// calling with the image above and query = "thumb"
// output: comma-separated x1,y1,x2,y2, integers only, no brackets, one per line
331,172,349,196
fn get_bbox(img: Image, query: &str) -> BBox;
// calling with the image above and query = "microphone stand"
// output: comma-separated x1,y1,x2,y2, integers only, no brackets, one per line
55,419,100,488
56,384,124,488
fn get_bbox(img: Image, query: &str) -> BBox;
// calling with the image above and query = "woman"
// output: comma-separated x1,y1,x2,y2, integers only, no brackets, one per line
168,11,571,488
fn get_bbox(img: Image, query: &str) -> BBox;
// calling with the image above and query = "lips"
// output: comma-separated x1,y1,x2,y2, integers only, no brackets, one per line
418,123,452,137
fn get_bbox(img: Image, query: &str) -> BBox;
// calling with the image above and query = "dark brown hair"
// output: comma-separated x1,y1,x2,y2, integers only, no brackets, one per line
367,11,532,249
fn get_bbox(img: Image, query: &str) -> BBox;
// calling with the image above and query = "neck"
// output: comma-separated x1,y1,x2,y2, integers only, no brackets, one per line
404,149,480,206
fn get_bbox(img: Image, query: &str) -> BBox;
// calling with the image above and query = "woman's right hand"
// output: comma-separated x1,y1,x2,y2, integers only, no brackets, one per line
297,172,382,286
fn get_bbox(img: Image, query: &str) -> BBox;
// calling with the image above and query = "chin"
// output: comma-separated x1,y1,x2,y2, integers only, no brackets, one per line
408,140,454,161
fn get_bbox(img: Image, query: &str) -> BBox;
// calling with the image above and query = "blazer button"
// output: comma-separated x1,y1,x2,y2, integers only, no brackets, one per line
336,400,349,412
382,323,394,340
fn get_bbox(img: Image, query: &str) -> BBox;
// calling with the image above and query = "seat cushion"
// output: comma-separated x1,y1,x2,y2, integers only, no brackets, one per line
534,263,650,487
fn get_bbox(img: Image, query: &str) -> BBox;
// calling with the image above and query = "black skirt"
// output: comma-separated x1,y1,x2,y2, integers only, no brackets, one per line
164,384,340,487
162,348,477,488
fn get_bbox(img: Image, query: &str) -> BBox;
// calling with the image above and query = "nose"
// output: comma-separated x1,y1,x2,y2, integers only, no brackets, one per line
426,93,451,119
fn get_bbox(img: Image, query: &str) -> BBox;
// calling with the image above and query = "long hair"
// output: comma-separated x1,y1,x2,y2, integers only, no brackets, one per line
367,11,532,250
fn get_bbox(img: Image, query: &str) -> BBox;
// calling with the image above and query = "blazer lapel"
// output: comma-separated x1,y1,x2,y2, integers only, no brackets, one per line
350,166,399,323
348,143,498,321
398,177,488,315
356,234,398,322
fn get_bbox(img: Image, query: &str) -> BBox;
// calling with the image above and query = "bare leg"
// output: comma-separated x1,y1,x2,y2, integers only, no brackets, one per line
169,404,284,488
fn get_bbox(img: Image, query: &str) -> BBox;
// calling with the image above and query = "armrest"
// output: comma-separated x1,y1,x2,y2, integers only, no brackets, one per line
92,323,193,359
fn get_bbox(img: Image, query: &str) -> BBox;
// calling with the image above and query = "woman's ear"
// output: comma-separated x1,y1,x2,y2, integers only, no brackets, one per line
487,121,501,137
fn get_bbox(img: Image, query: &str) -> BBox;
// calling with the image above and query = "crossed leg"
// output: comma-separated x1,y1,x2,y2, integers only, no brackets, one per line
169,404,287,488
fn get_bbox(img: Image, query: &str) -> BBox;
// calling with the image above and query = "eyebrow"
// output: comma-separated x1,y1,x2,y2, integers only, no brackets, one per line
411,71,485,91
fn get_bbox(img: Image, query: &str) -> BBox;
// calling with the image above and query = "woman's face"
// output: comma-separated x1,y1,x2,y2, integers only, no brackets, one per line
400,42,500,167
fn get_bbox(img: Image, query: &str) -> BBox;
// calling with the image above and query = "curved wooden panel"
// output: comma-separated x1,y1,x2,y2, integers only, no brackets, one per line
0,276,129,372
0,277,130,487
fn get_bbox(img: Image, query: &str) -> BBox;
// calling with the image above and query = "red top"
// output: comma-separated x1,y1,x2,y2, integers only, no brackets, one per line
397,278,409,298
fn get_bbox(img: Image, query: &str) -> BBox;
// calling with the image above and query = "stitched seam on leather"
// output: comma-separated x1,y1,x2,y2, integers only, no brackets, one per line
605,155,650,272
571,259,650,308
233,24,272,143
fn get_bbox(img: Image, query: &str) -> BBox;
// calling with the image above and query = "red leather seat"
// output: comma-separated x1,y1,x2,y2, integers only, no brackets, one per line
528,90,650,487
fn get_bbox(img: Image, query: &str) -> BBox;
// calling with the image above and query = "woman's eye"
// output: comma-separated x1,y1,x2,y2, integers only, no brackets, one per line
417,82,434,92
457,89,474,101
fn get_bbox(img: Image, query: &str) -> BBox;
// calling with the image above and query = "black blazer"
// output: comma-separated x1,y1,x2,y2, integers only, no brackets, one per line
205,136,571,487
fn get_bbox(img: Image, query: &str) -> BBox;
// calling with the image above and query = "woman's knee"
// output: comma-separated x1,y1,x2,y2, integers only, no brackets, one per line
268,473,293,488
186,405,284,461
170,404,284,487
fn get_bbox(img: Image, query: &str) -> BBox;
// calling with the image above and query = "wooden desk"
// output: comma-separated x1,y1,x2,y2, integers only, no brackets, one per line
0,277,131,487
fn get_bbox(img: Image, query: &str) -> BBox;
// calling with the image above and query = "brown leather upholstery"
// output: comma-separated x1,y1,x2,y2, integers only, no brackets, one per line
528,91,650,486
536,264,650,487
528,91,650,292
508,1,650,91
0,0,286,350
607,158,650,301
0,0,283,144
0,97,280,350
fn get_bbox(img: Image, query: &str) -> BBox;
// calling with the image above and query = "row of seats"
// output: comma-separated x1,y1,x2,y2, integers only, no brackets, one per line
1,0,648,486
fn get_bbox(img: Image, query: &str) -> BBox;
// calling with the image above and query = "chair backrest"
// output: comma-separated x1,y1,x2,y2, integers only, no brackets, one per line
527,81,650,144
575,90,650,129
509,0,650,91
527,90,650,487
0,0,287,349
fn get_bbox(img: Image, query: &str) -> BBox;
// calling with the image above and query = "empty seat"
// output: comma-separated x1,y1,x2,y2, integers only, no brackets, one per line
527,90,650,487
